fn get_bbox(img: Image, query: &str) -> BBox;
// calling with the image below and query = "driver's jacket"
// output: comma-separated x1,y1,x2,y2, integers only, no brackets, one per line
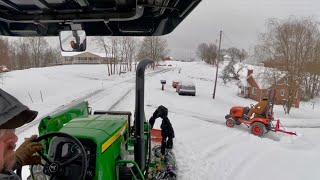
0,170,20,180
0,163,22,180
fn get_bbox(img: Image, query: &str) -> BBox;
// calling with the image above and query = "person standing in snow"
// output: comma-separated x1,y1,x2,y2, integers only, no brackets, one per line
0,89,43,180
149,105,175,155
246,97,269,119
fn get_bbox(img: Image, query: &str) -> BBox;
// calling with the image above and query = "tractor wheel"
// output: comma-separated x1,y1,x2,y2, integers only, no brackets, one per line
226,118,235,128
235,118,241,125
250,122,266,137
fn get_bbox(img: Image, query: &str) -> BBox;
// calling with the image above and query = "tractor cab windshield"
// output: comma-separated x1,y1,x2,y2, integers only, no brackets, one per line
1,1,317,180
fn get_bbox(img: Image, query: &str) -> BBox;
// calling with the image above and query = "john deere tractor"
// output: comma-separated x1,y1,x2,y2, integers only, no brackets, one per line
23,59,176,180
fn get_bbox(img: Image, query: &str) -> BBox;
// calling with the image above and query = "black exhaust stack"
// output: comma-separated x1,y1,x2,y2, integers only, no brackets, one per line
134,59,153,170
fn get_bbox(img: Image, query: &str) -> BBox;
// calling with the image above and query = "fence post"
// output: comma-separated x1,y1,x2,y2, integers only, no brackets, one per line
40,90,43,103
27,92,34,103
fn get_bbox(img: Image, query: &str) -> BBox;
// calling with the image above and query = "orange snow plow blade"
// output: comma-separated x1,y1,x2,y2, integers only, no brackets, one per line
151,129,162,143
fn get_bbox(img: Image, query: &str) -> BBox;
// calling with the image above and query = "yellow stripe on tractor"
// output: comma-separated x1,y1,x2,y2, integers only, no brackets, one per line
101,123,127,153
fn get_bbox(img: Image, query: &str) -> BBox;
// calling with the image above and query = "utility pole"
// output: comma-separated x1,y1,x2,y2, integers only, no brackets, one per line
213,30,222,99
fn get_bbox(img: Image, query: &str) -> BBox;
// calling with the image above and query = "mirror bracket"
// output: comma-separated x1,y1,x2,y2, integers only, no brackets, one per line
70,24,83,30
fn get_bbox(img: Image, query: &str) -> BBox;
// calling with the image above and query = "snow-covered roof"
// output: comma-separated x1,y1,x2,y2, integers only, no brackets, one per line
237,78,250,88
224,54,231,59
245,65,286,89
180,81,194,86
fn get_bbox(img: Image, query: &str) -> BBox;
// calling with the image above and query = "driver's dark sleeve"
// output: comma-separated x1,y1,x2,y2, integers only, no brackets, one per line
160,117,174,154
0,170,21,180
12,160,22,171
149,105,169,129
161,117,174,139
79,43,85,51
149,109,159,129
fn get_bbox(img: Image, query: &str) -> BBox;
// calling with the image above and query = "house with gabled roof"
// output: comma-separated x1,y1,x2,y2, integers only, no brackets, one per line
237,69,301,108
61,52,114,64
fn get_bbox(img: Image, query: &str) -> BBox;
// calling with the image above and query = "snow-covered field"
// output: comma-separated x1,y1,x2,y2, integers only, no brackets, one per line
2,61,320,180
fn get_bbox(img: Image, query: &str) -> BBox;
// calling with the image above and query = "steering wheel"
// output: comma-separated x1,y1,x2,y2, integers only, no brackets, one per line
34,132,88,180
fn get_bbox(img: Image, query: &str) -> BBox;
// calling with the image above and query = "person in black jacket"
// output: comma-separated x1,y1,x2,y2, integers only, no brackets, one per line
149,105,175,155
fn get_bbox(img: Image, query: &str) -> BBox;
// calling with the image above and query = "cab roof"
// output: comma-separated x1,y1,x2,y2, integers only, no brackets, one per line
0,0,201,36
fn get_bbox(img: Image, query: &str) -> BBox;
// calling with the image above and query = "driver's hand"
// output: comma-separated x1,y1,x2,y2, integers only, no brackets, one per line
15,135,44,166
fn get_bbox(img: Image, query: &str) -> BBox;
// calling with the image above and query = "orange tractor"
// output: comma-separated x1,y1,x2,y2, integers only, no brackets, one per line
225,104,297,137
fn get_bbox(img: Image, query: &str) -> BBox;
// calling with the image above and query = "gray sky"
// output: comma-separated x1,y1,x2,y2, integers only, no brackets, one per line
11,0,320,60
164,0,320,60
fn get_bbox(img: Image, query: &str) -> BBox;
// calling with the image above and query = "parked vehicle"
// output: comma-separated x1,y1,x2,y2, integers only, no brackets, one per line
172,80,179,88
0,65,9,72
177,81,196,96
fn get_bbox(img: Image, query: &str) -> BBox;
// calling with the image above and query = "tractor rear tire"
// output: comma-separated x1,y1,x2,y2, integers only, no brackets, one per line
226,118,235,128
250,122,266,137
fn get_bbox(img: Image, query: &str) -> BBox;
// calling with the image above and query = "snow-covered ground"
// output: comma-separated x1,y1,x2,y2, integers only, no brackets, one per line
2,61,320,180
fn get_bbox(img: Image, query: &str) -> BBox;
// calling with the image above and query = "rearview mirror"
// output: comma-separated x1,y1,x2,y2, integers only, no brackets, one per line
59,30,86,52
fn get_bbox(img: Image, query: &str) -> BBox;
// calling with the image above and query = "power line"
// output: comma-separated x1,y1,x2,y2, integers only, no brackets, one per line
222,31,241,48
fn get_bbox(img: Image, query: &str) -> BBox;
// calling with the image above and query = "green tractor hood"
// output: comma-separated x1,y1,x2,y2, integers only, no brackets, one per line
59,115,127,153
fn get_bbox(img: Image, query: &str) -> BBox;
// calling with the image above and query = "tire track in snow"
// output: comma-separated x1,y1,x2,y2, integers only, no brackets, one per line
16,88,104,135
284,125,320,128
107,68,172,111
146,104,320,130
16,68,172,135
108,88,133,110
146,104,225,126
145,104,286,142
226,148,275,180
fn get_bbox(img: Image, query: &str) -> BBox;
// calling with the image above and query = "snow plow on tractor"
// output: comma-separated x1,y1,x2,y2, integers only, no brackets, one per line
225,102,297,137
23,60,177,180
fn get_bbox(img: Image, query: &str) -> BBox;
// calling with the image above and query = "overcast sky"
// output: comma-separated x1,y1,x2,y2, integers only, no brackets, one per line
20,0,320,60
163,0,320,60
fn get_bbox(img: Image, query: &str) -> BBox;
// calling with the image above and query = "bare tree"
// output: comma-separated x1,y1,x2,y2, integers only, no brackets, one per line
94,37,111,76
95,37,137,76
26,37,48,67
121,37,138,72
11,38,32,70
227,47,241,62
238,49,248,62
44,46,61,66
138,37,168,68
256,17,318,114
0,38,10,67
302,39,320,100
119,37,134,74
196,43,218,65
204,43,218,65
196,43,208,61
110,37,120,75
128,38,138,71
221,61,243,84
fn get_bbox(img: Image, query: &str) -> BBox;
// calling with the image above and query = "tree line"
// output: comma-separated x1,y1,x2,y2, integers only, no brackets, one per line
94,36,169,76
196,43,248,65
256,16,320,113
0,37,61,71
195,42,248,84
0,36,169,76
